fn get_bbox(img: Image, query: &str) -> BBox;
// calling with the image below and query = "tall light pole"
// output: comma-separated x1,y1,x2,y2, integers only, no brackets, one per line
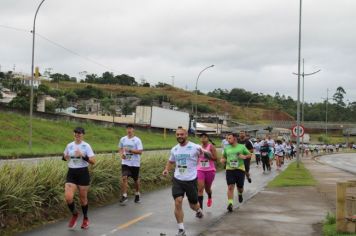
194,64,214,131
295,0,302,168
29,0,46,151
322,88,330,139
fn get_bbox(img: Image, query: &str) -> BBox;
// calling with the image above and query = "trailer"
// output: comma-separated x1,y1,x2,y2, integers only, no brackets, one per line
134,106,190,130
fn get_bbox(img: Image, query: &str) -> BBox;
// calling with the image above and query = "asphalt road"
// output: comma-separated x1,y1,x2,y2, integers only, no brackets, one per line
318,152,356,174
20,161,290,236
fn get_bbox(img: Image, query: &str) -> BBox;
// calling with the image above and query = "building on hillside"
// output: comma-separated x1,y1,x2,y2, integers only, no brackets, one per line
55,106,78,114
78,98,101,115
0,88,16,104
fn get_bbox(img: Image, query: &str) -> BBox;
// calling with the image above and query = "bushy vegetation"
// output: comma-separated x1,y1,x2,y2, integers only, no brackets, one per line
0,153,172,235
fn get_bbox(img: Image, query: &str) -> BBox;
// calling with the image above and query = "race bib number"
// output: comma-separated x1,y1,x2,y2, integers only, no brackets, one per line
178,165,188,175
125,154,133,160
177,158,188,175
200,160,210,168
230,160,239,168
261,152,267,156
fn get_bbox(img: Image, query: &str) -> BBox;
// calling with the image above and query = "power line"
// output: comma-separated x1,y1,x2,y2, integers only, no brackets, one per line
0,24,120,73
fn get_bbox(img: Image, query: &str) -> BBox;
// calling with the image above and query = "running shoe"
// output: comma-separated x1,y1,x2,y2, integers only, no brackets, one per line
207,198,212,207
81,217,89,229
238,194,243,203
195,211,204,218
176,229,186,236
227,203,233,212
134,194,140,203
68,213,79,229
119,195,128,205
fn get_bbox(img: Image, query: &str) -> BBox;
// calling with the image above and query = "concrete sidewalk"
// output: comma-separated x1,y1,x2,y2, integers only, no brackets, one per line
200,157,356,236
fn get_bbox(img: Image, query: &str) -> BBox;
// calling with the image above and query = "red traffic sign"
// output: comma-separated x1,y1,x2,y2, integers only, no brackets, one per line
291,125,305,137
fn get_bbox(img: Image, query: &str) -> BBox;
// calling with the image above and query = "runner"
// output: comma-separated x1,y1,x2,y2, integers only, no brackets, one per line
197,132,218,209
118,124,144,205
162,127,204,236
274,140,284,170
221,134,229,153
62,127,95,229
266,134,275,167
222,133,251,212
253,137,262,167
260,141,271,172
238,131,254,183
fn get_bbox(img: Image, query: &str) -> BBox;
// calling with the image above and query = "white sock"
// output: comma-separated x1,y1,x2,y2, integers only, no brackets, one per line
135,192,140,196
178,223,184,230
196,208,202,213
123,193,127,197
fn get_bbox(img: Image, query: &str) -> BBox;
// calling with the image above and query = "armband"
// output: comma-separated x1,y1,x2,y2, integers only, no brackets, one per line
82,155,90,162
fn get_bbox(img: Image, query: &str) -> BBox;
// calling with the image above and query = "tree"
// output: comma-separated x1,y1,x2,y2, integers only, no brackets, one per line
333,86,346,107
38,84,50,95
56,96,68,112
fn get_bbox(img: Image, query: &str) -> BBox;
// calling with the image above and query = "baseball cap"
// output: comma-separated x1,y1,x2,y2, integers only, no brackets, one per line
73,127,85,134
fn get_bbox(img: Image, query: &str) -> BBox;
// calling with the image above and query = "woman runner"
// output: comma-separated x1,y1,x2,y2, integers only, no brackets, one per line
197,132,218,209
62,127,96,229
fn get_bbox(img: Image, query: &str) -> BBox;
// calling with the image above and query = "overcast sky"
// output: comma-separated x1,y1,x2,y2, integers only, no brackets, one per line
1,0,356,103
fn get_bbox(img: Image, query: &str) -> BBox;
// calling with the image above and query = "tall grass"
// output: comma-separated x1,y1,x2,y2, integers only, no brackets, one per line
0,152,173,235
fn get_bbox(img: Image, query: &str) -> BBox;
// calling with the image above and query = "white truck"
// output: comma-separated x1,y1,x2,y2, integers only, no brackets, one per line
134,106,190,130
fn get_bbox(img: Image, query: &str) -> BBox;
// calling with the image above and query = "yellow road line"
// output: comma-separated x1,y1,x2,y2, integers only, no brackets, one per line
117,212,153,230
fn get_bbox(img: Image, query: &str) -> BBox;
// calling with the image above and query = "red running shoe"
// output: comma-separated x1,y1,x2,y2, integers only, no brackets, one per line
207,198,212,207
68,213,79,229
81,217,90,229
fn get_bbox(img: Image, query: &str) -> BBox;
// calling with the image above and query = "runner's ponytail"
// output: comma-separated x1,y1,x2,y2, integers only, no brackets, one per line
208,138,216,146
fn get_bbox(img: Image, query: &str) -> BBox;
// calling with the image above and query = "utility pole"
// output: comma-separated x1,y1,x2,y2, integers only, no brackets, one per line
321,88,330,140
293,59,321,151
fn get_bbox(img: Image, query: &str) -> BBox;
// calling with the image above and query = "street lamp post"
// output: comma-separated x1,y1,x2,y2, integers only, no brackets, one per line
194,65,214,132
29,0,46,151
295,0,302,168
322,88,330,138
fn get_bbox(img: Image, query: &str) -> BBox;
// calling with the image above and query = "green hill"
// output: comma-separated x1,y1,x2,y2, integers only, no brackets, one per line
43,81,294,124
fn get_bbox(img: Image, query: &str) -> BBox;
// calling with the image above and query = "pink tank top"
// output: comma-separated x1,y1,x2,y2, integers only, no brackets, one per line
197,143,216,172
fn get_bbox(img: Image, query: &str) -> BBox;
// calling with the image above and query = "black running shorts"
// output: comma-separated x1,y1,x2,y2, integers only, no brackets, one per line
66,167,90,186
226,169,245,188
121,164,140,181
172,177,198,204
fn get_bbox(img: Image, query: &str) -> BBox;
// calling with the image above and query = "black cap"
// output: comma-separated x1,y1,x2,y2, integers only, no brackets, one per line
126,124,134,128
199,132,209,137
73,127,85,134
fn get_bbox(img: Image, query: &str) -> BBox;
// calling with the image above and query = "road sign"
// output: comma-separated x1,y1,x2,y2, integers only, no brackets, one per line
292,125,305,137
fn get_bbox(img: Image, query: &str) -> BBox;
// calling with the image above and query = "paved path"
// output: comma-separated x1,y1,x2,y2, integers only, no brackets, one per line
20,162,287,236
317,153,356,175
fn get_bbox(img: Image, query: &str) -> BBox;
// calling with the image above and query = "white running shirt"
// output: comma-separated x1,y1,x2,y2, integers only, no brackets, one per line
119,136,143,167
64,141,95,169
169,141,201,181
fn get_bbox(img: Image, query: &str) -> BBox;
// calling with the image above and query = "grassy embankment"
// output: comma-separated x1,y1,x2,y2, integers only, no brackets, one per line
0,112,215,158
268,161,317,187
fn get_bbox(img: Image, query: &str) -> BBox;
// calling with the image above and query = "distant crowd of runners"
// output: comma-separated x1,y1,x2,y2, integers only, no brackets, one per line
60,125,345,236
